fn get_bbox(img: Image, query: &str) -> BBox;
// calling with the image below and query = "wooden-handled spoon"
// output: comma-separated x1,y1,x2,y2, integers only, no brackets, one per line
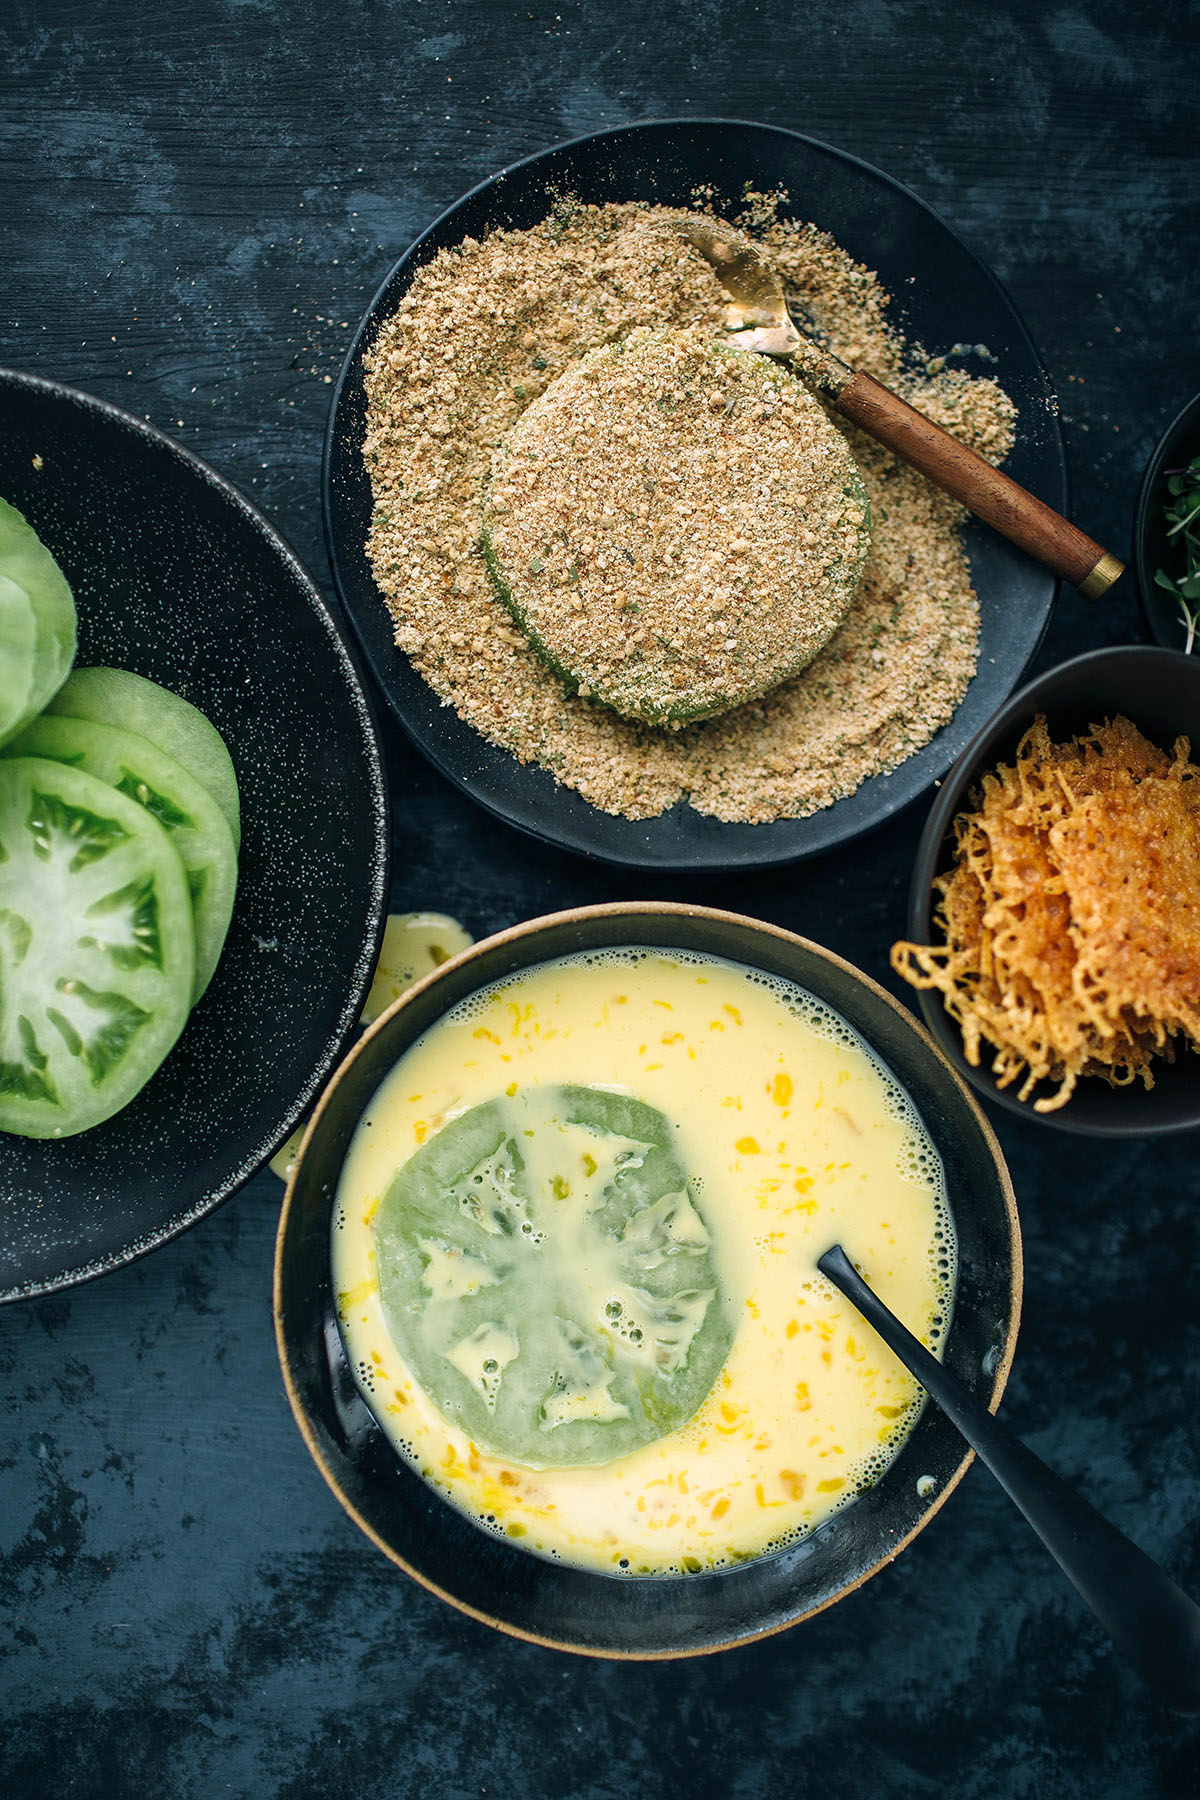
679,219,1123,599
818,1243,1200,1713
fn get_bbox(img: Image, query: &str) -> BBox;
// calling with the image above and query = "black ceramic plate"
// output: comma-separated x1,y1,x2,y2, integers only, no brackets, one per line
906,646,1200,1136
1134,389,1200,650
276,903,1021,1658
0,369,389,1302
324,118,1064,870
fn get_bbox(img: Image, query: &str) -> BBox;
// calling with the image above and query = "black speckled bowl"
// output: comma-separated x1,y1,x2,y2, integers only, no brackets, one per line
275,903,1020,1659
0,368,390,1302
1134,389,1200,650
905,646,1200,1136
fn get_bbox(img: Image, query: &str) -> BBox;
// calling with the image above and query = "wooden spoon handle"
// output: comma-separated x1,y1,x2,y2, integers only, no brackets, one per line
832,369,1123,598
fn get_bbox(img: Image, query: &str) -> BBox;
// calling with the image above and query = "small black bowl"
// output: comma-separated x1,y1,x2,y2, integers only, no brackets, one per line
905,646,1200,1137
0,368,390,1301
275,902,1020,1659
1134,389,1200,650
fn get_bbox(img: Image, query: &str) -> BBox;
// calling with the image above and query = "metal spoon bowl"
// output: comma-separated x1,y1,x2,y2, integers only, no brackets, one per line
679,216,1123,599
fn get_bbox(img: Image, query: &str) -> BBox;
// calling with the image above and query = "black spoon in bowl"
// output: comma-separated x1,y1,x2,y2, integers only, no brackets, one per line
818,1243,1200,1713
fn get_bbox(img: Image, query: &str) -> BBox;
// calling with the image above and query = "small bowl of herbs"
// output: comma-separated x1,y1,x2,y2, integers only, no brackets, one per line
1135,390,1200,651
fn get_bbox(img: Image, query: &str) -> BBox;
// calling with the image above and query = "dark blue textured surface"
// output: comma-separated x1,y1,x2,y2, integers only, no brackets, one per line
2,2,1198,1794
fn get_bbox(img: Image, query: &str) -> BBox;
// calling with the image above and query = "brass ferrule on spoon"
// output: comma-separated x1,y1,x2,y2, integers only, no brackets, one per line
678,219,1123,601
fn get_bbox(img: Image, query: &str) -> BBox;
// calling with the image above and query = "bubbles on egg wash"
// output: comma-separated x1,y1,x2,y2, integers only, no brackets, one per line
331,938,961,1579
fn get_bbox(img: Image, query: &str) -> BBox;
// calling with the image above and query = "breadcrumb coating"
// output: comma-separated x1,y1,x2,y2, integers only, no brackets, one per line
482,329,869,724
362,196,1016,823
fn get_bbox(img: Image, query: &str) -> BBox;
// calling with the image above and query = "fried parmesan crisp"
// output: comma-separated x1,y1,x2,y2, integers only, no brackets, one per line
892,715,1200,1111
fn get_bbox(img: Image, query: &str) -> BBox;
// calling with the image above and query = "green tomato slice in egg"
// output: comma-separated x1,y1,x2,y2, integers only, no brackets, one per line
0,757,196,1138
372,1084,734,1468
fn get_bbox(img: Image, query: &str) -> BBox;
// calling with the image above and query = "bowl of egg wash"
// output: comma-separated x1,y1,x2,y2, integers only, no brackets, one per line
274,902,1021,1658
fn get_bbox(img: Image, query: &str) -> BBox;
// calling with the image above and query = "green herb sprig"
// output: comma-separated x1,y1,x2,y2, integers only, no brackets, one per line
1154,453,1200,653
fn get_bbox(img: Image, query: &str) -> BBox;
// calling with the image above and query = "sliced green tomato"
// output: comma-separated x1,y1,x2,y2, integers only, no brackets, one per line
7,715,237,1000
373,1084,733,1468
0,757,196,1139
0,575,39,744
0,500,78,746
47,667,240,851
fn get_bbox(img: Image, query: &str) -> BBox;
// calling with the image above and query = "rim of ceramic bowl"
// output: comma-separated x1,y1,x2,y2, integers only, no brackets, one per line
905,644,1200,1136
274,901,1022,1658
1133,387,1200,649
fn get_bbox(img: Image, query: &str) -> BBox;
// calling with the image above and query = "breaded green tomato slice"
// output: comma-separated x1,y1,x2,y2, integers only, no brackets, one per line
371,1084,733,1468
481,329,871,725
47,667,240,852
0,758,195,1139
6,715,237,1000
0,499,78,746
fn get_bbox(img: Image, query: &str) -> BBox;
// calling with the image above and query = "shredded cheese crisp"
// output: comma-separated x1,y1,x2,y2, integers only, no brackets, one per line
892,715,1200,1111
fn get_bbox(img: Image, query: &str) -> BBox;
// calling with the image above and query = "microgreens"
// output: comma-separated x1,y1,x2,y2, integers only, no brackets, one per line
1153,452,1200,653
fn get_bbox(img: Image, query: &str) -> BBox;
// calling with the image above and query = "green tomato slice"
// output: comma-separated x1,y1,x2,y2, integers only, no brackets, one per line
5,715,238,1000
372,1084,733,1468
0,574,39,745
0,500,78,746
0,757,196,1139
47,667,240,851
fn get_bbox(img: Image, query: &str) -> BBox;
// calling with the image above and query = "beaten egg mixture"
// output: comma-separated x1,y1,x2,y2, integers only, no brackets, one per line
333,948,954,1575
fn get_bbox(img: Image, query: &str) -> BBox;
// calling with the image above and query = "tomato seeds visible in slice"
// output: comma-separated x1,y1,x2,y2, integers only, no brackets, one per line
0,499,78,746
7,715,237,999
372,1084,733,1468
0,757,196,1139
47,666,240,851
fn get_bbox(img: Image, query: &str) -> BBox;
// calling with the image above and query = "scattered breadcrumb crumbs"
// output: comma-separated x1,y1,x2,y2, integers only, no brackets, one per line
362,195,1017,823
892,715,1200,1110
